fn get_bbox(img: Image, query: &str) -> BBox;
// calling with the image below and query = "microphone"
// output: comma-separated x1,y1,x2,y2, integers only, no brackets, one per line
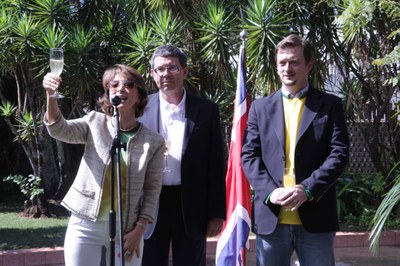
111,95,121,106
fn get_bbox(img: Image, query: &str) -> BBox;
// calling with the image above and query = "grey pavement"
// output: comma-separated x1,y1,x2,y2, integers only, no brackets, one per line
196,246,400,266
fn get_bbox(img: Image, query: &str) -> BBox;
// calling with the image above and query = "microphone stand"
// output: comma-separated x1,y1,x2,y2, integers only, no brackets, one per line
109,96,126,266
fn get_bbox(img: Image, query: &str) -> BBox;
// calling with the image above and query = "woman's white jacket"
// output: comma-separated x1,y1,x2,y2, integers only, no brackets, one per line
45,111,164,233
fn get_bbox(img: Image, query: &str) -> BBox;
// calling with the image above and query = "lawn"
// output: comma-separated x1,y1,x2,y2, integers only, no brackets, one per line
0,201,68,250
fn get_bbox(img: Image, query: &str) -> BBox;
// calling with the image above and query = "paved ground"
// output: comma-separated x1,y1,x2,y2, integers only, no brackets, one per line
334,246,400,266
194,246,400,266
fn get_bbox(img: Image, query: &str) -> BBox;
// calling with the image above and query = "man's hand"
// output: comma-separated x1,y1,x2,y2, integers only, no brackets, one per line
270,187,292,204
270,185,308,211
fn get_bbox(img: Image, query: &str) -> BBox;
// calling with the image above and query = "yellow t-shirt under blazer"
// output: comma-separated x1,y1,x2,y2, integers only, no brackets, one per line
279,87,308,225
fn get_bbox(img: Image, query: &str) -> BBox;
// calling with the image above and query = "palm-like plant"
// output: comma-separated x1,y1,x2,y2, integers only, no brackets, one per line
372,0,400,88
244,0,288,96
362,0,400,254
66,25,100,110
196,1,236,77
334,0,400,173
0,7,16,75
150,8,185,47
15,111,36,142
292,0,342,88
0,101,17,118
369,164,400,254
27,0,72,26
192,1,237,108
6,10,41,161
123,23,155,88
124,25,153,61
0,1,59,214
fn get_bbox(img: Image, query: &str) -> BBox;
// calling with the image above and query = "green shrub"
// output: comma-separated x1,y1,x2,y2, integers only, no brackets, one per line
3,174,44,200
337,171,400,229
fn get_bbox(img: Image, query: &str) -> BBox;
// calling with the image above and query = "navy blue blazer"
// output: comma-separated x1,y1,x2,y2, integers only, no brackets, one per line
139,92,226,237
241,87,349,235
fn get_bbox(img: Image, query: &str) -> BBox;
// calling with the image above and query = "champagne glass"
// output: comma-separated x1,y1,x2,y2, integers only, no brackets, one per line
49,48,64,98
283,168,295,211
161,132,172,173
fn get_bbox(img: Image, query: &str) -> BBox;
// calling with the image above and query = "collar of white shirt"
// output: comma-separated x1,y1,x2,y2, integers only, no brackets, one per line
159,89,186,130
159,89,186,113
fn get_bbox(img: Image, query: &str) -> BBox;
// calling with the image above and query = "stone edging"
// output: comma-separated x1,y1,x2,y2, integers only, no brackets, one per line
1,231,399,266
206,230,400,254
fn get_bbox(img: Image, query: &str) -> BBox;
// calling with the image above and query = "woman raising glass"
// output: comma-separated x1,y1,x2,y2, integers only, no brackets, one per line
42,64,164,266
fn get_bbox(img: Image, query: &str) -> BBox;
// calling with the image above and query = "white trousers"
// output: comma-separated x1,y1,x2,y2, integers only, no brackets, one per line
64,214,143,266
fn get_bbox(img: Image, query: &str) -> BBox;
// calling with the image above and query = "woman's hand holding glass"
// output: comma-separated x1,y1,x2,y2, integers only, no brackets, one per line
49,48,64,98
43,73,62,96
42,73,63,124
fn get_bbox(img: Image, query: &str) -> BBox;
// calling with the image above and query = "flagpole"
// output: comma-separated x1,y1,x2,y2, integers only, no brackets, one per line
239,29,248,266
240,30,248,45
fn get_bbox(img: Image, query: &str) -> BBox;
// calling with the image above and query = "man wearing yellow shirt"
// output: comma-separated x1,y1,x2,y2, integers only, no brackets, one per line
241,34,349,265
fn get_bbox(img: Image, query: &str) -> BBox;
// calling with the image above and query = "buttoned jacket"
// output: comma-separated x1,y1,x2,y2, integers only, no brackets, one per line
241,87,349,235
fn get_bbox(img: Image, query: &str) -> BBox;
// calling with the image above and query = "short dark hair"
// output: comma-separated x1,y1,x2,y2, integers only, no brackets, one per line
275,34,313,63
99,64,148,117
150,44,187,68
